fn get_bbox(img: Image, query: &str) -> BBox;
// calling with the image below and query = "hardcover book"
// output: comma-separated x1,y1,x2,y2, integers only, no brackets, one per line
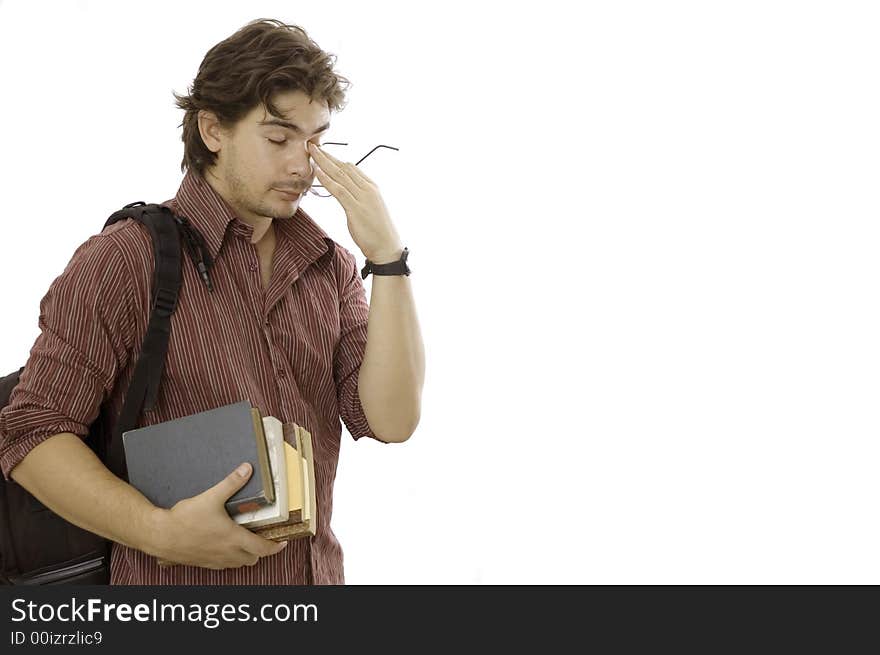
122,400,275,516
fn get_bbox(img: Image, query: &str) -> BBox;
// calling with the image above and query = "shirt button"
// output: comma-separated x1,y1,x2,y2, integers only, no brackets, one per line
278,368,287,379
249,262,258,272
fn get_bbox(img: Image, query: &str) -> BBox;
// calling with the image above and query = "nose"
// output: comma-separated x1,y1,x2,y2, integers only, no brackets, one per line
285,142,315,187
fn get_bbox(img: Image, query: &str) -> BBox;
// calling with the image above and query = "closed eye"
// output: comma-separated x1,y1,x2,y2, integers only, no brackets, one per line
267,138,323,146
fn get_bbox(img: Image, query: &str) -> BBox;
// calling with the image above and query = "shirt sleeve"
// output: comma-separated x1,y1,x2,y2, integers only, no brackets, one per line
0,233,136,480
332,246,386,443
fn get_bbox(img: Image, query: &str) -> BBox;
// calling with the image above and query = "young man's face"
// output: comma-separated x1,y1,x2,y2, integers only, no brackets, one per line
199,89,331,226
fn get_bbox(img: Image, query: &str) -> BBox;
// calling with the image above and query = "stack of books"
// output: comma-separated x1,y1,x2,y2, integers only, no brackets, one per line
122,400,318,556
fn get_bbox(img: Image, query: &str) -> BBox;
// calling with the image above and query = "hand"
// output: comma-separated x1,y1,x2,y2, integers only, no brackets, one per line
151,462,288,570
309,143,404,263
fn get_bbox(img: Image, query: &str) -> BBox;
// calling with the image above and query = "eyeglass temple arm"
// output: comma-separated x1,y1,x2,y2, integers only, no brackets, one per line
309,143,400,194
355,144,400,166
315,143,400,167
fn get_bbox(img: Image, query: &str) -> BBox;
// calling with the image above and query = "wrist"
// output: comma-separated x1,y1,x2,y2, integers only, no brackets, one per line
367,245,404,264
143,507,172,557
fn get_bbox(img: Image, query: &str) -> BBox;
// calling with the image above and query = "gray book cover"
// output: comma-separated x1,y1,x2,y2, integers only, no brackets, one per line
122,400,274,515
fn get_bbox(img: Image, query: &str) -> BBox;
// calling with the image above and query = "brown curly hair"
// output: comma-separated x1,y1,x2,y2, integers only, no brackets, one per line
173,18,351,176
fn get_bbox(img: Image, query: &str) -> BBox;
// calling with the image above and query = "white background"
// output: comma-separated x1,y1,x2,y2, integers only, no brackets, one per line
1,0,878,584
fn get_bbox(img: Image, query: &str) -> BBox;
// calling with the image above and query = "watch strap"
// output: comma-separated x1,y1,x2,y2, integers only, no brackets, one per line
361,247,410,279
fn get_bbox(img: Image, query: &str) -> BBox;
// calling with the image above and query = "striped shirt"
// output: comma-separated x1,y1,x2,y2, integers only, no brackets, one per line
0,169,385,584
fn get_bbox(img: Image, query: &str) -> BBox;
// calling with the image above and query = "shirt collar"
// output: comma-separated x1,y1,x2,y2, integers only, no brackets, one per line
165,169,334,270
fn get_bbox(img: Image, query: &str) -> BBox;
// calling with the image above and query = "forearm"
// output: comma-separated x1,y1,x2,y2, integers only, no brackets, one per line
358,273,425,441
10,432,165,555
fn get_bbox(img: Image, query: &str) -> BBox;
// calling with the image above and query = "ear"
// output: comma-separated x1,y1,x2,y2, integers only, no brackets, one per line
197,110,225,154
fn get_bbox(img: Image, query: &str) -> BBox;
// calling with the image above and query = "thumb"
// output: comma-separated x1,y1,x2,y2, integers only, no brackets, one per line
209,462,253,501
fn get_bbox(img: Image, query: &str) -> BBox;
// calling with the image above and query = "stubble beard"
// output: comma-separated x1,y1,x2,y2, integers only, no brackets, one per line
225,160,297,221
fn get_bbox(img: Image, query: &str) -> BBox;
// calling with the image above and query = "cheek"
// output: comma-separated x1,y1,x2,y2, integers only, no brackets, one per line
238,147,270,183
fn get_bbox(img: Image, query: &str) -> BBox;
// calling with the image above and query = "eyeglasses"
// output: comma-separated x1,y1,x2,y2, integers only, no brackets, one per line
307,143,400,198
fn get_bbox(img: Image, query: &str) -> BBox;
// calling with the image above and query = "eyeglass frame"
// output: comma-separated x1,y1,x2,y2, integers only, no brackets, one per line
306,143,400,197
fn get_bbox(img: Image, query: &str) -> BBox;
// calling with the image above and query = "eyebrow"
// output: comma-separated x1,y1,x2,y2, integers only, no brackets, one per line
257,118,331,136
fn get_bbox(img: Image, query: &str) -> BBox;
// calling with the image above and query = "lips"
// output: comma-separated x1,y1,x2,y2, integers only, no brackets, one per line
275,188,305,199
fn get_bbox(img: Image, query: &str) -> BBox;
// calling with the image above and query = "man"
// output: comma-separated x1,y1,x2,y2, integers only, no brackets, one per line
0,18,424,584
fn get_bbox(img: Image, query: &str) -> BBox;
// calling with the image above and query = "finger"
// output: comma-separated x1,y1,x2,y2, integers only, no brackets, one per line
310,144,370,192
207,462,253,501
309,151,350,193
238,548,260,567
308,143,346,178
348,165,376,188
313,164,357,206
315,147,376,188
240,532,289,559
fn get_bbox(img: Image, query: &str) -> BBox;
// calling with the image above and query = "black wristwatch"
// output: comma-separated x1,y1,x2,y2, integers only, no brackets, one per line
361,247,410,279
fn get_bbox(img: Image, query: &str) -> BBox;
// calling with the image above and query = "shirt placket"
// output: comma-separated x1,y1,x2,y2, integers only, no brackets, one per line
253,237,303,423
254,243,316,585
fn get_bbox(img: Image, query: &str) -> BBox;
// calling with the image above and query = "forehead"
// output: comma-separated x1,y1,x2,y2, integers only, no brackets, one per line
250,89,331,130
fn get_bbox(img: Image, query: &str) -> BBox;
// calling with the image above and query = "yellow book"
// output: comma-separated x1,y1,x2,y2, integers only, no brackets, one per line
299,425,317,534
285,441,303,517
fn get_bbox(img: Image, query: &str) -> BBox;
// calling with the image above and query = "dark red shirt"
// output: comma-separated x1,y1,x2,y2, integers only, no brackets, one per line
0,169,386,584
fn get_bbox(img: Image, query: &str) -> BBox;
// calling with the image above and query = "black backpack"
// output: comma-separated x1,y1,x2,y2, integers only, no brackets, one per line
0,201,213,584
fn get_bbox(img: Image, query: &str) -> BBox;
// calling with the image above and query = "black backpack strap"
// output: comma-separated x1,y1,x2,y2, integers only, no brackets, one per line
106,201,214,291
100,201,215,480
101,202,184,480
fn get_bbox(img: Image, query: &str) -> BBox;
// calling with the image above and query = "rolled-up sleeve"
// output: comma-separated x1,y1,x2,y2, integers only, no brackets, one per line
0,233,135,480
332,246,382,442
